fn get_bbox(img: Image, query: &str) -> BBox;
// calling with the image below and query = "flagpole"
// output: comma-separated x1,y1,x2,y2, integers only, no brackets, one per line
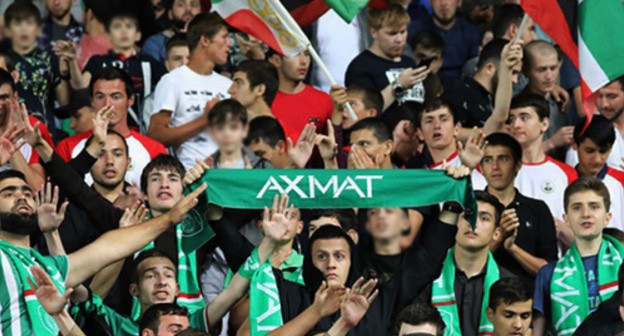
267,0,359,121
514,14,529,42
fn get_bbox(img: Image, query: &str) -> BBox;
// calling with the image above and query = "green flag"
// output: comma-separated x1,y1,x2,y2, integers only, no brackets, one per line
187,169,477,227
325,0,369,23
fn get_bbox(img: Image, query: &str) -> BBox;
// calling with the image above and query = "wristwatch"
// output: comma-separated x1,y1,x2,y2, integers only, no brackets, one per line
392,80,406,98
442,201,463,214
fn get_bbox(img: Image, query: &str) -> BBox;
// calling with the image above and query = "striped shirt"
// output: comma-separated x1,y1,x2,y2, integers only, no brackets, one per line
0,247,68,336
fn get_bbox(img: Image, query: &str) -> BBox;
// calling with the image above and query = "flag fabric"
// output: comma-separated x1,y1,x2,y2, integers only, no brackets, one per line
521,0,624,119
283,0,371,26
323,0,369,22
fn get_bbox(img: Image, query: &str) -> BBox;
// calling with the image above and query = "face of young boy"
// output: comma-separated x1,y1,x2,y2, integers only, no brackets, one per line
165,46,190,72
7,17,41,51
210,119,249,154
341,93,372,130
507,107,548,147
108,18,140,50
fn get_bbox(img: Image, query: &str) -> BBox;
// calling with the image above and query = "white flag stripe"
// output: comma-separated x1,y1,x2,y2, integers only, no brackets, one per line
578,31,609,91
1,252,22,336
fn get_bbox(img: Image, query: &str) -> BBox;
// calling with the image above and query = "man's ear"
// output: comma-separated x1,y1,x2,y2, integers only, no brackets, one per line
129,283,139,297
254,83,266,98
10,70,19,84
135,31,142,43
296,220,304,234
492,227,502,243
268,54,282,68
276,139,286,154
486,307,495,323
383,139,393,156
540,117,550,134
347,229,359,245
368,108,378,117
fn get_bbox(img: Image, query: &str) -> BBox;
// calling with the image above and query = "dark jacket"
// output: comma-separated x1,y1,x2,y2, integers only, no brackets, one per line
574,292,624,336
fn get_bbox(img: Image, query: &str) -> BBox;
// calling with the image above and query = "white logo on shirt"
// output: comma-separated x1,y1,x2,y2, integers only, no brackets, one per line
541,181,555,194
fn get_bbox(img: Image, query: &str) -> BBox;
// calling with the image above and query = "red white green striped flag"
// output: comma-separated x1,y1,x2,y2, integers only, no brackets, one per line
521,0,624,118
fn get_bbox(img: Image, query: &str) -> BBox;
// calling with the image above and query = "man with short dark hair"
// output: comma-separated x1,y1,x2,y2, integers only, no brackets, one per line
148,13,232,169
393,303,446,336
245,116,292,169
139,303,190,336
486,278,533,336
411,31,445,75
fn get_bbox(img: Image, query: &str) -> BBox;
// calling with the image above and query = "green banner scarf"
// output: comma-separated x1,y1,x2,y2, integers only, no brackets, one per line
550,235,624,335
0,241,67,336
131,209,215,320
187,169,477,227
431,248,500,336
239,248,305,336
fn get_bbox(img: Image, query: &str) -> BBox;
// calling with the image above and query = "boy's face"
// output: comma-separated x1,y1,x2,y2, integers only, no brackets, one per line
486,300,533,336
455,201,500,251
206,26,232,66
564,190,611,241
481,145,520,191
46,0,72,20
90,134,130,190
419,107,458,151
69,107,95,134
308,216,341,237
349,128,392,163
146,168,184,214
279,51,310,83
371,24,407,60
228,71,260,108
108,18,140,50
526,53,559,96
130,257,179,308
576,138,611,177
145,315,189,336
165,46,189,71
507,107,548,147
247,139,287,168
210,119,249,153
341,93,376,130
413,45,443,74
366,208,408,241
311,238,351,288
7,17,41,50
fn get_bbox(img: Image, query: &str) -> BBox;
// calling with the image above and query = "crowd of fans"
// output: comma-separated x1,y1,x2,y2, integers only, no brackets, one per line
1,0,624,335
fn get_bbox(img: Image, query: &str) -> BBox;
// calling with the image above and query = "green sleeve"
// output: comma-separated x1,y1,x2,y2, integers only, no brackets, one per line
70,291,139,336
189,307,209,332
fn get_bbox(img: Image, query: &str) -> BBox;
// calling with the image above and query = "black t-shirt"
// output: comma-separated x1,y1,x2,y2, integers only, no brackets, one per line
442,77,493,128
489,189,559,281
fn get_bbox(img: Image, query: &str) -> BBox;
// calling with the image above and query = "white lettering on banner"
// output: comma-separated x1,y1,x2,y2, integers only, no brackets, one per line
256,175,384,199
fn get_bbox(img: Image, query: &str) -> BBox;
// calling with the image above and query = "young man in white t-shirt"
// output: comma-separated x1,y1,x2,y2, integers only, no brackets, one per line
507,92,577,245
148,13,232,169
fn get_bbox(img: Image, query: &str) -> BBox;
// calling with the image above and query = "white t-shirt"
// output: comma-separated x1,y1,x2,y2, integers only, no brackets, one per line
430,151,488,191
152,65,232,169
566,127,624,172
514,156,577,220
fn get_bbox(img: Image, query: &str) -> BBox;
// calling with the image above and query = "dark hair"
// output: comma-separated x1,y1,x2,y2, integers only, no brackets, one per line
245,116,286,147
510,92,550,120
564,177,611,212
475,190,504,227
611,76,624,92
106,11,139,32
0,69,16,92
175,328,209,336
477,39,509,71
349,117,392,143
187,12,227,51
85,129,129,158
84,0,119,25
0,52,16,72
308,209,358,233
573,115,615,151
410,31,445,55
0,170,27,184
484,132,522,165
417,98,458,128
139,303,189,334
89,67,134,98
140,154,186,194
236,60,279,106
382,101,420,136
347,84,384,114
393,303,446,336
488,278,533,310
492,4,525,39
131,249,176,284
207,99,248,127
4,1,41,27
166,33,189,55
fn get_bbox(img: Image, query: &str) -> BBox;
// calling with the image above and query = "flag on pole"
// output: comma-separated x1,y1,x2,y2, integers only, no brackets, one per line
283,0,330,26
521,0,624,120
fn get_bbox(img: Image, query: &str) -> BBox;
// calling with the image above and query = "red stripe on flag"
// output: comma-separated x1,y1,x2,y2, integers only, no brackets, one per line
289,0,329,27
599,281,619,291
225,9,286,55
178,292,203,299
433,300,456,307
24,289,35,296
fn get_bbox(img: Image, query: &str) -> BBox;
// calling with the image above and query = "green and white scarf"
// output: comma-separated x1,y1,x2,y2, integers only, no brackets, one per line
431,248,500,336
239,248,305,336
0,240,67,336
131,208,215,320
550,235,624,335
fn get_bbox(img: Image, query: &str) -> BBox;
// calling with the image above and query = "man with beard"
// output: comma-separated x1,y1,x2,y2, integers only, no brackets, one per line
142,0,201,63
0,169,205,336
38,0,82,49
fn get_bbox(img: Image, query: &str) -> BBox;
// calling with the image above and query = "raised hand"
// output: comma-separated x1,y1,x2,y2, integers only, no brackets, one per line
312,281,346,317
288,123,317,168
396,66,430,90
167,183,206,224
262,193,294,244
501,39,524,71
28,266,74,316
119,200,149,228
347,145,380,169
316,120,338,162
458,128,486,169
0,124,26,165
52,40,78,62
92,105,115,145
442,160,471,179
340,277,379,328
16,102,43,147
184,159,210,186
35,182,69,233
235,34,266,60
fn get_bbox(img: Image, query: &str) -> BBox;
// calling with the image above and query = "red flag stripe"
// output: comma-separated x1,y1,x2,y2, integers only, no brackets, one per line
224,9,287,55
432,300,456,307
288,0,330,27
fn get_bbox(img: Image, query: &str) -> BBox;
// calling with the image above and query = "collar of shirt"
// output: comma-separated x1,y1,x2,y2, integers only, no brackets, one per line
574,164,609,180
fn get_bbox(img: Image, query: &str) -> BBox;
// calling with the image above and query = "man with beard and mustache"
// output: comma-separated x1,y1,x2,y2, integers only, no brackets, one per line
566,76,624,172
0,169,206,336
38,0,83,49
345,4,429,112
142,0,201,63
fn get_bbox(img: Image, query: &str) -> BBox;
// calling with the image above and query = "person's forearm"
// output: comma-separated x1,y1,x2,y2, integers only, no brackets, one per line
209,212,255,271
457,127,477,143
483,67,513,135
558,223,575,248
147,117,207,147
507,244,547,276
9,154,44,189
381,85,395,111
44,230,67,256
53,310,86,336
532,316,546,336
89,260,125,299
84,136,104,158
326,318,352,336
33,140,55,162
66,213,175,287
55,81,71,107
68,59,86,89
207,273,250,327
323,158,338,169
266,304,322,336
573,86,585,117
68,148,97,176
